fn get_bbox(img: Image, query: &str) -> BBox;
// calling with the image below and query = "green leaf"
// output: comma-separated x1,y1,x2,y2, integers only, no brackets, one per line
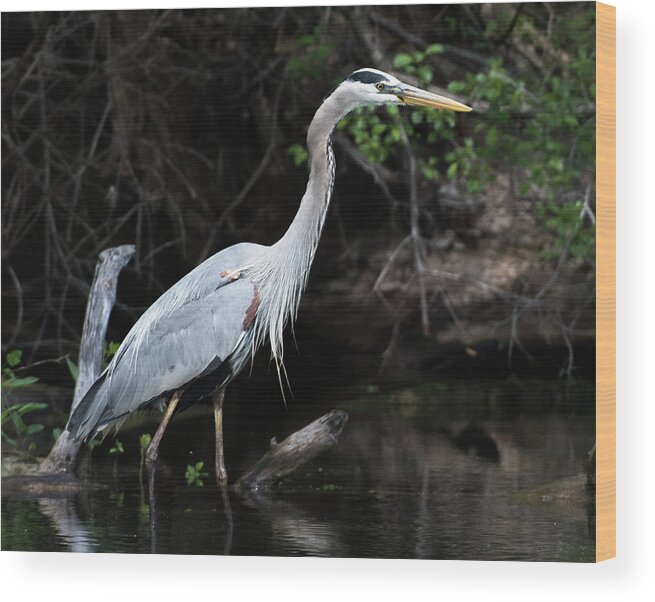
447,80,467,94
139,433,152,451
25,423,44,435
417,66,433,84
6,350,22,367
7,376,39,389
15,402,47,415
563,114,579,128
66,357,79,382
485,126,499,147
287,143,309,166
425,43,444,56
392,53,414,69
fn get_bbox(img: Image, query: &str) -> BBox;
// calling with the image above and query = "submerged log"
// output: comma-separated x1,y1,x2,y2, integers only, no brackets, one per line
39,245,135,474
232,409,348,495
1,473,105,498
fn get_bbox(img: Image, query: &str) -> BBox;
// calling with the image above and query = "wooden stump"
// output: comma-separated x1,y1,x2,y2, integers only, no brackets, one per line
39,245,135,474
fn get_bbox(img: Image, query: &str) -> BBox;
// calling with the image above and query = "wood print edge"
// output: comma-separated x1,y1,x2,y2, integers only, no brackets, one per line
595,1,616,562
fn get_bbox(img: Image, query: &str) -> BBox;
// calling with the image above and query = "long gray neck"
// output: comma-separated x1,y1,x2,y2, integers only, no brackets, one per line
245,86,360,370
275,87,359,267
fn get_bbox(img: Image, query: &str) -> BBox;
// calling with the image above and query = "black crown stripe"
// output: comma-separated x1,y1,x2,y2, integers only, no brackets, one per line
347,70,386,84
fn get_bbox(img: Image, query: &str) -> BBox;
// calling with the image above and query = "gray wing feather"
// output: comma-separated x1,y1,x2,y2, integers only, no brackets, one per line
106,279,254,416
68,242,265,440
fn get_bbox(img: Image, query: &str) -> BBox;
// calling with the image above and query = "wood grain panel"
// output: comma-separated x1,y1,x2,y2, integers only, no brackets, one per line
596,1,616,562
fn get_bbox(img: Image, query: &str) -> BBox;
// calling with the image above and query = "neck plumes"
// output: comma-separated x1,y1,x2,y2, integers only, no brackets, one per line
277,95,344,279
248,87,359,368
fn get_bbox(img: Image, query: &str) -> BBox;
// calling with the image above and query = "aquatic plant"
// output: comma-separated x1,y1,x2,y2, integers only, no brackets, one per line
1,350,45,458
185,461,209,487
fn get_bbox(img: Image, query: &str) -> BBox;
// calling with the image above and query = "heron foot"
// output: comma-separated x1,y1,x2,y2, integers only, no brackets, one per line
215,466,228,487
145,447,159,465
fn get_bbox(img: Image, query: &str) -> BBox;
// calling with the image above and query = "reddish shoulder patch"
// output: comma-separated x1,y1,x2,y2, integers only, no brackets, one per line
243,286,260,330
220,269,241,282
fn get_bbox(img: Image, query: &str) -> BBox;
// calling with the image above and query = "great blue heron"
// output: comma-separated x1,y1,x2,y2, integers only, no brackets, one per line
67,68,471,484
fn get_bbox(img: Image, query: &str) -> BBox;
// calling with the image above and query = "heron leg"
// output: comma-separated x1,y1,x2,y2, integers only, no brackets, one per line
146,390,182,464
147,461,158,553
213,388,228,485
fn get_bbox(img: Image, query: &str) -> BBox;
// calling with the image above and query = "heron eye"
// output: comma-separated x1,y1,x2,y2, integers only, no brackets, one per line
375,82,385,91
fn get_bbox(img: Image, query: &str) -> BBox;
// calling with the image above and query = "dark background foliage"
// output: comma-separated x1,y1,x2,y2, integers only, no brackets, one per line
1,4,596,384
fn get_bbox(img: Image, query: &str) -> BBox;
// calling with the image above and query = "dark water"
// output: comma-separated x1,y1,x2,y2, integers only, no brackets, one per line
2,378,595,561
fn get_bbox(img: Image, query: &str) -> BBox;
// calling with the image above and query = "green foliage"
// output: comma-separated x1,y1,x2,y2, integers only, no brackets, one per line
286,25,332,80
139,433,152,453
538,200,595,260
1,351,39,391
185,461,208,487
103,341,120,368
450,56,594,199
1,401,47,441
66,356,79,382
1,351,44,457
339,105,404,163
392,43,443,85
109,438,124,455
444,137,489,194
288,143,309,166
87,438,101,451
6,350,22,368
341,12,595,262
65,340,121,384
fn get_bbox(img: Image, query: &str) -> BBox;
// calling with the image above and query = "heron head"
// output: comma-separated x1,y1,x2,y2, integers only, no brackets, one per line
341,68,472,112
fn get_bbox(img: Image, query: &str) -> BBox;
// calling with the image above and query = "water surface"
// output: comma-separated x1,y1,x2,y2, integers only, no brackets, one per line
2,378,595,561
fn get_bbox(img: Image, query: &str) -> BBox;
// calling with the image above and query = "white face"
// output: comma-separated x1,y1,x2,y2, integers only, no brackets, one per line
338,68,472,113
341,68,405,106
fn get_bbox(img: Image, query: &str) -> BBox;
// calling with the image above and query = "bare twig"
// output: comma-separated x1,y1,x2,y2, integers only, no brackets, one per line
198,80,285,262
399,123,430,336
5,266,24,349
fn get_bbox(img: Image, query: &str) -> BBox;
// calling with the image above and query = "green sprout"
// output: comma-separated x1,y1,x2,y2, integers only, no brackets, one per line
185,461,209,487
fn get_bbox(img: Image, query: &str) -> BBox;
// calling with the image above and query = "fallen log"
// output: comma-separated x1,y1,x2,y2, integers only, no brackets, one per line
39,245,135,474
232,409,348,495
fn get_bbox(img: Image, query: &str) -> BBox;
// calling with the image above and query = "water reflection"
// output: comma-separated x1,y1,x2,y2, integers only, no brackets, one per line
38,497,98,553
240,491,343,557
1,379,595,560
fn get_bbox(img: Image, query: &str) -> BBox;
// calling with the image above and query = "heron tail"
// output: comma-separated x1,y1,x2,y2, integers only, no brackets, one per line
66,373,110,441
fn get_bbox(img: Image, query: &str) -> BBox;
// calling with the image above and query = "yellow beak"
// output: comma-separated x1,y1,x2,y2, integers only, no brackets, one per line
399,85,472,112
